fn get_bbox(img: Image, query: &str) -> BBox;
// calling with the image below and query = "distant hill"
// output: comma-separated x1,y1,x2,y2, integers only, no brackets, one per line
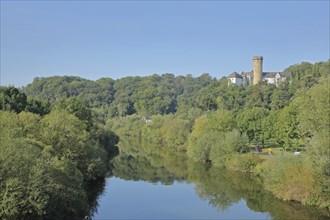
23,60,329,117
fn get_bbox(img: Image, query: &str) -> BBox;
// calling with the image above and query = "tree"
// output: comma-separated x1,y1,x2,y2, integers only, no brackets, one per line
210,130,249,167
273,103,301,151
270,89,293,110
188,111,236,162
236,107,269,146
296,76,330,180
52,97,93,130
25,97,50,115
0,86,27,113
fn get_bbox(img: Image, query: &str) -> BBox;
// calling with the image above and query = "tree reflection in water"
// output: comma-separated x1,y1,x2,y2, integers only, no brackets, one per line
89,138,330,220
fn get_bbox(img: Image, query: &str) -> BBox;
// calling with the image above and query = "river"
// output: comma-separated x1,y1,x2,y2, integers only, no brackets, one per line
89,139,329,219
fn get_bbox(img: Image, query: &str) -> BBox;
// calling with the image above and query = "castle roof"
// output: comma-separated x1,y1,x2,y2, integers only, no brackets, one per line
280,72,292,77
241,71,253,77
228,72,243,78
263,72,278,78
263,72,292,78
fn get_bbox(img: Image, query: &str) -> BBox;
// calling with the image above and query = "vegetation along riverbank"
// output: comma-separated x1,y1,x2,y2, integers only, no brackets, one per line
0,59,329,218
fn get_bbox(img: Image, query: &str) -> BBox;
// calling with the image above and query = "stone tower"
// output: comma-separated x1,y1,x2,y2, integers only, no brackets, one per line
253,56,263,85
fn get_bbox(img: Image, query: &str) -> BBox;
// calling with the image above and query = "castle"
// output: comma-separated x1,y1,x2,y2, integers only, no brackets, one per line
228,56,291,86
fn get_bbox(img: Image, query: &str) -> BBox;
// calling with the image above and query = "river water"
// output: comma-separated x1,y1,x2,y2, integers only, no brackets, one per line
93,177,271,219
90,139,329,219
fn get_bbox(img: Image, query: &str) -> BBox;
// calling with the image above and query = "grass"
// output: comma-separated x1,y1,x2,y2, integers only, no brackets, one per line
247,143,306,162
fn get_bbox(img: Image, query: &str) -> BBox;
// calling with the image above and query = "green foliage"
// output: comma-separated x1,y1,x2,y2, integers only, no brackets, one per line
236,107,269,144
296,76,330,137
0,133,88,219
293,77,330,208
23,73,219,117
39,111,89,159
0,86,50,115
160,115,191,149
107,114,145,137
273,103,301,151
306,132,330,209
0,86,27,113
284,60,330,90
188,131,218,162
141,115,166,145
261,156,319,205
31,150,88,220
131,74,178,116
226,153,263,173
270,88,293,110
25,97,50,115
24,76,115,108
209,130,249,167
52,97,93,130
245,84,275,109
187,111,242,165
0,106,118,218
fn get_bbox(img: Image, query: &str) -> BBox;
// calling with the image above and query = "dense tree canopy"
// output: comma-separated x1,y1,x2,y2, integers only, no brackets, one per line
0,97,119,219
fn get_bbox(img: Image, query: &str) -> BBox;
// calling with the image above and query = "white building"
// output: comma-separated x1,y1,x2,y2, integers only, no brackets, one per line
227,57,292,86
228,72,243,86
229,71,291,86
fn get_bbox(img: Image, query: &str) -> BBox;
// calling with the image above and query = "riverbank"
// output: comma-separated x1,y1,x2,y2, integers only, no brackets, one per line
224,148,330,211
107,137,330,219
108,111,329,211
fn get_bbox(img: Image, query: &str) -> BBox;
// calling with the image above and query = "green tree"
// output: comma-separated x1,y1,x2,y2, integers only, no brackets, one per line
0,86,27,113
236,107,269,146
52,97,93,130
38,111,89,159
188,111,236,162
270,88,293,110
210,129,249,167
25,97,50,115
295,77,330,207
273,103,301,151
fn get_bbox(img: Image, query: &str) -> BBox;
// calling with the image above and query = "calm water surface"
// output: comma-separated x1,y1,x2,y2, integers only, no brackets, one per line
90,139,329,220
94,177,270,219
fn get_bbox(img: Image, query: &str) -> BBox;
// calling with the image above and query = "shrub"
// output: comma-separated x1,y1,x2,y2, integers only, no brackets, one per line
209,130,249,167
262,155,315,204
187,131,219,162
226,153,263,173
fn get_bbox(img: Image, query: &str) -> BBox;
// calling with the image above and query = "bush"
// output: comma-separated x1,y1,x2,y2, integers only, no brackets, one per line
261,155,316,204
188,131,220,163
209,130,249,167
187,111,237,163
226,153,263,173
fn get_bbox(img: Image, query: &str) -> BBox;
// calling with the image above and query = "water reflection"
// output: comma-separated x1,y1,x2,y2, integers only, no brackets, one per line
90,138,330,219
86,178,106,219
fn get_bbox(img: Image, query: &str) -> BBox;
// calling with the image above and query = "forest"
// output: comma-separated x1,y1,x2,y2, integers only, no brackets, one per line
0,59,329,218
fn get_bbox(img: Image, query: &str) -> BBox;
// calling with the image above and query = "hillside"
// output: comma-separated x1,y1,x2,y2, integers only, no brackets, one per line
22,60,329,119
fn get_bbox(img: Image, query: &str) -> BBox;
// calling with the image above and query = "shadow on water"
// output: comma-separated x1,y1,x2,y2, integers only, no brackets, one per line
86,178,106,220
85,146,119,219
88,138,330,220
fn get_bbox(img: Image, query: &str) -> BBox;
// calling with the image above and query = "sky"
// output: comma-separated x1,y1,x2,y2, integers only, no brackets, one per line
1,1,329,87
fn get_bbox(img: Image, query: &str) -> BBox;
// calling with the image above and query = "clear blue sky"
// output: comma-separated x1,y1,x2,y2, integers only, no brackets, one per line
1,1,329,87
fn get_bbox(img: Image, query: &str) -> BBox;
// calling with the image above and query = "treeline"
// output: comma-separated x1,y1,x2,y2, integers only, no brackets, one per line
23,60,329,119
0,90,119,219
23,73,215,118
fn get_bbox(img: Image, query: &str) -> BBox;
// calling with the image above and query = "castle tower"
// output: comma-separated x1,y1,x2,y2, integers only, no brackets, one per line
253,56,263,85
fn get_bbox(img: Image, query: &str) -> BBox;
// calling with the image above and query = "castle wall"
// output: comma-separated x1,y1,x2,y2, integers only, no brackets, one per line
228,77,243,85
